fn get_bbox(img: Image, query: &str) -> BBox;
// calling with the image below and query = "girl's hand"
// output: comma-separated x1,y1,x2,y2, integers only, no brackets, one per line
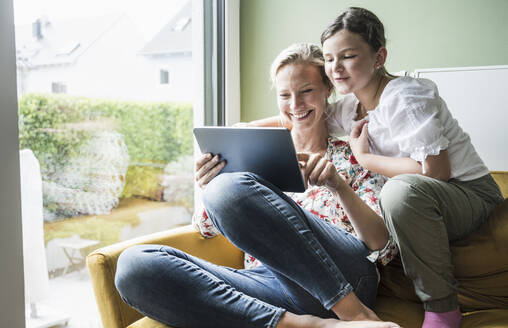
349,120,371,163
195,153,226,189
297,153,344,192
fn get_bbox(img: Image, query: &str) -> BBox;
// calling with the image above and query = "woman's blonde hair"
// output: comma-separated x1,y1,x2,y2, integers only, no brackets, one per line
269,43,333,92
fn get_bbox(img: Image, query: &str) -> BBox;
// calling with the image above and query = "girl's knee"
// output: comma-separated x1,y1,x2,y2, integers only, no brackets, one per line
379,174,430,226
380,175,415,209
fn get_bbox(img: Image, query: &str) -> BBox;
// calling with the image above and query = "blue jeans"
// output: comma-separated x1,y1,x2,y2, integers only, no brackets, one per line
115,172,378,328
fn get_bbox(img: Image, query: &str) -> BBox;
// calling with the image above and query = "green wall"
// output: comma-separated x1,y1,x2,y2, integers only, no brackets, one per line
240,0,508,121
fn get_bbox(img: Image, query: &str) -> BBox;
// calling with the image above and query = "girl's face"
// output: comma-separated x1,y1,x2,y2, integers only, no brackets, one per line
322,29,380,95
275,63,331,130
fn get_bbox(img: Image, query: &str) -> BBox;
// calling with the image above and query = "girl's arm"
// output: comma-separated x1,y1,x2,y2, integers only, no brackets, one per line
356,151,450,181
298,153,389,251
350,121,451,181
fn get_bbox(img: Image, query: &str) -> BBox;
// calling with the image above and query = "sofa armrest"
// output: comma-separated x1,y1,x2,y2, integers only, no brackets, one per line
86,224,244,328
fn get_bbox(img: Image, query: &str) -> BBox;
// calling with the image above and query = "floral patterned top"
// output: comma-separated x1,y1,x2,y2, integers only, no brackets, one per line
192,137,398,270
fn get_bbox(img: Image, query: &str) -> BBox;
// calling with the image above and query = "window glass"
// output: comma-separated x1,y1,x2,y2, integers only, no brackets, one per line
14,0,196,326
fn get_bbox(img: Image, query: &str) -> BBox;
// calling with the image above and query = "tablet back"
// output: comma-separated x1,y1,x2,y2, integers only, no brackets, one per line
193,127,305,192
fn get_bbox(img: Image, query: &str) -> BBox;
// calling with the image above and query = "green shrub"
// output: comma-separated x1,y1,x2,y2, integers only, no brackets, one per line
18,93,194,216
121,164,165,200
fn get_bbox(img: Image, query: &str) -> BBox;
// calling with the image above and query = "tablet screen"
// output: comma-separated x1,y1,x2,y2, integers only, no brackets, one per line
193,127,305,192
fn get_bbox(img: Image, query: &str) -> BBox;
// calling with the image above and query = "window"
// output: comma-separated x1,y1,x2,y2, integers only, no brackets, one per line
160,69,169,84
6,0,238,326
12,0,219,326
51,81,67,93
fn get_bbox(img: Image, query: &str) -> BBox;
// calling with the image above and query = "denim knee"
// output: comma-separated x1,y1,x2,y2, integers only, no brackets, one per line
115,245,160,304
115,246,142,301
202,172,257,228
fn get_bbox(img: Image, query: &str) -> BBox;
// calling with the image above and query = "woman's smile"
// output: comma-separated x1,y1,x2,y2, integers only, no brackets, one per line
290,110,314,120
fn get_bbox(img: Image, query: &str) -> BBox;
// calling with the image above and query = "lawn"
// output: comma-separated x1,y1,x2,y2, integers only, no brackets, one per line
44,197,180,251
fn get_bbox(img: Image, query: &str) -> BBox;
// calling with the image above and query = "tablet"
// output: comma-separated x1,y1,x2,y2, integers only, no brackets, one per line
193,127,306,192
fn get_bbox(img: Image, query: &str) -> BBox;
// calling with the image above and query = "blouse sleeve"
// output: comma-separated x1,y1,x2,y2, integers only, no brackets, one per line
366,236,399,266
389,100,449,173
192,207,220,238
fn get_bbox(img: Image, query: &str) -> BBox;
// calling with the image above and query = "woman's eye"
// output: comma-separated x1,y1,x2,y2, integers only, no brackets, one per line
279,94,290,98
302,89,313,93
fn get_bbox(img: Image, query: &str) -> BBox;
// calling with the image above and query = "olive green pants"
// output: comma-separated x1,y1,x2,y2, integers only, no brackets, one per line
379,173,503,312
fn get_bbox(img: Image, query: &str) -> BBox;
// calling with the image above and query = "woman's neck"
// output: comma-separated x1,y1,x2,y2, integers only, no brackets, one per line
291,123,329,154
354,73,391,119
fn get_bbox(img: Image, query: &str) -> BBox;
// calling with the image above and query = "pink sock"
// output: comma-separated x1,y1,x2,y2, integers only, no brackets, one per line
422,308,462,328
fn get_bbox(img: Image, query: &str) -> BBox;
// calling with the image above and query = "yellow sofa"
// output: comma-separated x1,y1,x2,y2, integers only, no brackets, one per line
87,172,508,328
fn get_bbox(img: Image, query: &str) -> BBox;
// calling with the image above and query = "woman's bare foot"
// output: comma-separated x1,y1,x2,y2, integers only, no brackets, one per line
276,312,400,328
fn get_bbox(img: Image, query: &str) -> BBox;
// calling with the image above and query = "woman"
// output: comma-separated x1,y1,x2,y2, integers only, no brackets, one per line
114,43,399,328
251,8,504,328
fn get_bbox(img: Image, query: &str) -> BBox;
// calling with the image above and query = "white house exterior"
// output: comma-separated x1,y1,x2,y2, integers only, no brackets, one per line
15,1,192,102
137,1,193,102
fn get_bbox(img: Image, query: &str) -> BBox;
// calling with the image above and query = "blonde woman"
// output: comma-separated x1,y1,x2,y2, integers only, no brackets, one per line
115,43,399,328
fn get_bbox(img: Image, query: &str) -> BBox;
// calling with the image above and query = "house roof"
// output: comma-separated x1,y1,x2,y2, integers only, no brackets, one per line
138,1,192,56
15,14,127,69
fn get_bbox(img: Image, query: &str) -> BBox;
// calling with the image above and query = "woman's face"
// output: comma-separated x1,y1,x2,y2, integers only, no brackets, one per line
322,29,379,95
275,63,331,130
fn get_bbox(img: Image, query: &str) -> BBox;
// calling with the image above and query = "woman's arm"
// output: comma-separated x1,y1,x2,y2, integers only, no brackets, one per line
298,153,389,251
235,115,293,129
350,121,451,181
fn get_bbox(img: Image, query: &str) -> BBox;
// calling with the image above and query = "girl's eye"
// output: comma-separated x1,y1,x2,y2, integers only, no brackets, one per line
343,55,356,59
324,57,333,62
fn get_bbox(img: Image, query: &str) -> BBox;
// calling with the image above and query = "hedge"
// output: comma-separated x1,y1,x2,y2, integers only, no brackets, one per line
18,93,193,219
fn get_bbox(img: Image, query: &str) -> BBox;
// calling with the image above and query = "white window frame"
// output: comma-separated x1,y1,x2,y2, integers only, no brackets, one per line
225,0,240,125
192,0,240,209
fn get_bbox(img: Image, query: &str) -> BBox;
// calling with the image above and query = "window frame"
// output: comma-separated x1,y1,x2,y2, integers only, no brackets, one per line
0,0,26,326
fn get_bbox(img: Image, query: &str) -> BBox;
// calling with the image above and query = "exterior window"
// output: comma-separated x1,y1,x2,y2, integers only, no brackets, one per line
51,82,67,93
12,0,204,326
160,69,169,84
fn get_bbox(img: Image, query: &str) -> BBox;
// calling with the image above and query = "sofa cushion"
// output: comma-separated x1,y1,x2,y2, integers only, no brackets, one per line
378,198,508,312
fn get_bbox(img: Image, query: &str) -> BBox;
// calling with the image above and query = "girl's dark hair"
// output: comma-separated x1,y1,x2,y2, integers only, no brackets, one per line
321,7,392,77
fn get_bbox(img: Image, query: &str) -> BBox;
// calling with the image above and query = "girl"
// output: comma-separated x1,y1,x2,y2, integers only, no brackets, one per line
115,43,400,328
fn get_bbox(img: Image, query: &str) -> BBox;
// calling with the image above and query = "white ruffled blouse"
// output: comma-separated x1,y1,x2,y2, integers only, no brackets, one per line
326,76,489,181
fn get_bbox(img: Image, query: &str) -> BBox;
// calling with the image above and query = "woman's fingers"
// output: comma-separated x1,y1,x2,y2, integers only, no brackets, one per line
308,157,328,185
195,154,226,188
302,153,319,183
197,160,226,188
296,153,310,162
195,153,212,172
